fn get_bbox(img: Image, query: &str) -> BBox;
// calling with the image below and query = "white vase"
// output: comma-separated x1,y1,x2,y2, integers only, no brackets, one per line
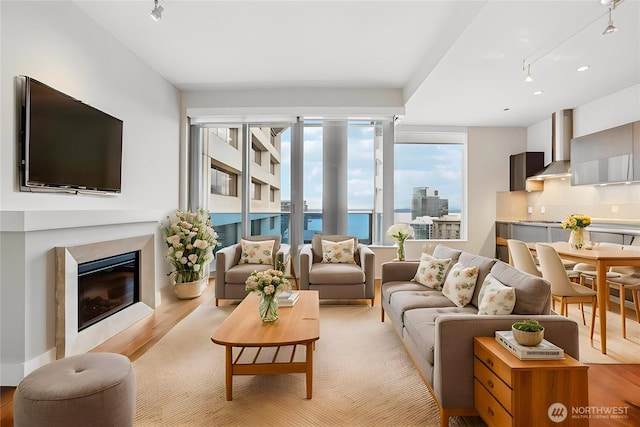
174,277,208,299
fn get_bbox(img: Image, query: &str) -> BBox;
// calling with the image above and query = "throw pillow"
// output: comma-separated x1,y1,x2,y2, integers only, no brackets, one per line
478,274,516,315
442,263,479,307
239,239,275,264
413,253,451,290
321,239,356,264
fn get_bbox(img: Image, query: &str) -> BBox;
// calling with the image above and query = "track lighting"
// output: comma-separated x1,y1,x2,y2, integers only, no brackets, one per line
151,0,163,21
602,7,617,34
524,64,533,82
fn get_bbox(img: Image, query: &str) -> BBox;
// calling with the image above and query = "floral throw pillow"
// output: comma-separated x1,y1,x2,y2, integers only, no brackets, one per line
239,239,275,265
321,239,356,264
413,253,451,290
478,274,516,315
442,263,479,307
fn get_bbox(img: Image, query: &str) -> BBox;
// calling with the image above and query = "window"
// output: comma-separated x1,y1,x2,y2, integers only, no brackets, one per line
252,143,262,165
270,158,276,175
210,165,237,196
394,141,464,240
270,187,276,202
251,181,262,200
228,128,238,148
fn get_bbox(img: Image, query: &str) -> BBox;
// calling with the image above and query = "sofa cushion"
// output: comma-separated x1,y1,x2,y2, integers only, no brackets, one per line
381,281,429,306
456,252,498,307
413,253,451,290
490,261,551,314
320,239,356,264
477,275,516,315
226,263,273,284
432,245,462,263
309,262,364,284
239,239,275,265
442,263,479,307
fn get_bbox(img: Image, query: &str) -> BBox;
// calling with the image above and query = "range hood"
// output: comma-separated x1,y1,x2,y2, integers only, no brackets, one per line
532,109,573,179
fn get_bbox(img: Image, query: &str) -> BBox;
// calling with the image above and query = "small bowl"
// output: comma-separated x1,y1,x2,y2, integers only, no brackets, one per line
512,325,544,346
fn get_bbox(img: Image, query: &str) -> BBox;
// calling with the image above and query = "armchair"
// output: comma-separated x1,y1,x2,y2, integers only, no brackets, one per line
299,235,375,306
214,236,289,306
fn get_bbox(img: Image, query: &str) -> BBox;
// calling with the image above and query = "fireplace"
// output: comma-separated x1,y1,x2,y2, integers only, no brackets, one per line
78,251,140,331
56,234,156,359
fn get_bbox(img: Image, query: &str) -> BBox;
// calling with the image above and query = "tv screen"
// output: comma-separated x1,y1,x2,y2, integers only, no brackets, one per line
20,76,123,193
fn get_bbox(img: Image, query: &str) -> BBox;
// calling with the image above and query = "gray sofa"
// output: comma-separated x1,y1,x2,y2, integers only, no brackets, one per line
380,244,581,427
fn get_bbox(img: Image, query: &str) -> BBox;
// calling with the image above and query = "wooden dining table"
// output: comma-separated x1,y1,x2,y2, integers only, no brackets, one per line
530,241,640,354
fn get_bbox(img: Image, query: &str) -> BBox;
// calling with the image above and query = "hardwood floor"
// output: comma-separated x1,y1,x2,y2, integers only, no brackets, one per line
2,279,640,426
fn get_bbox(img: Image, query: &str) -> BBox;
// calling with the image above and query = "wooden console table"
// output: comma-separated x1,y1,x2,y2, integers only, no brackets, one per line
474,337,589,426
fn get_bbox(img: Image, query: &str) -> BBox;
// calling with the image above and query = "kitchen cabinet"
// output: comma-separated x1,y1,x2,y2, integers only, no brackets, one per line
571,123,634,185
509,152,544,191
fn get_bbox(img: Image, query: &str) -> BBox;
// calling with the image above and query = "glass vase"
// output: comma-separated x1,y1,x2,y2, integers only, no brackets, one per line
569,228,585,249
397,241,405,261
259,293,279,322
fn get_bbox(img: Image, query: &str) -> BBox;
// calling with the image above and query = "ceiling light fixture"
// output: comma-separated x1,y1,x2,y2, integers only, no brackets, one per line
533,90,543,95
524,63,534,82
150,0,164,21
602,7,617,34
577,65,591,72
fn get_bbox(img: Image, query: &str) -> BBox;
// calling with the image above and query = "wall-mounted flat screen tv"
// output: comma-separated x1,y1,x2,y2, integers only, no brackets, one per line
19,76,123,194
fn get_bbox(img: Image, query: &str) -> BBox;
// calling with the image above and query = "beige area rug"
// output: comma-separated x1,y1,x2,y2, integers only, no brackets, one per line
133,304,486,426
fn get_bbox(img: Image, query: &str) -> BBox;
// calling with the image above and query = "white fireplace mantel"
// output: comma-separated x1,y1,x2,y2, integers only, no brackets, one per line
0,209,163,232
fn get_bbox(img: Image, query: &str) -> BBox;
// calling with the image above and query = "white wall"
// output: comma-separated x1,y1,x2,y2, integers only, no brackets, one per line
0,1,181,384
524,84,640,223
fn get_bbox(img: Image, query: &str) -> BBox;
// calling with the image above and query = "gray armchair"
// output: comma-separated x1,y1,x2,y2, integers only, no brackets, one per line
214,236,289,306
299,235,375,306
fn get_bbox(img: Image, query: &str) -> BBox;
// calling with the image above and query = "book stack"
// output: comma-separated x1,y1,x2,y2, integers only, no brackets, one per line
495,330,565,360
277,291,300,307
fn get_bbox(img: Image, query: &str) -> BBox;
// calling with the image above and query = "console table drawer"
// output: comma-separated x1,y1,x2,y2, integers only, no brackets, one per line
474,379,513,427
474,356,512,412
474,339,512,384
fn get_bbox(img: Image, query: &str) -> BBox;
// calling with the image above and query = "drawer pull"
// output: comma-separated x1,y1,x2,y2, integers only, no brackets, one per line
485,357,494,367
488,406,495,417
487,379,494,388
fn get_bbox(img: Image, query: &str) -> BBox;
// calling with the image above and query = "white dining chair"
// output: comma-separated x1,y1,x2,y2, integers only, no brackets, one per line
536,243,597,339
573,242,623,289
507,239,541,277
606,245,640,339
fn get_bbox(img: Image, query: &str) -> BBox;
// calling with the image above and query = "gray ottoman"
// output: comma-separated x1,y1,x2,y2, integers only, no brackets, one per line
13,352,135,427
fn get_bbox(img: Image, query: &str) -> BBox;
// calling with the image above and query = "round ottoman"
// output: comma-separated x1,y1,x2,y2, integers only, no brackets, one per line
13,352,135,427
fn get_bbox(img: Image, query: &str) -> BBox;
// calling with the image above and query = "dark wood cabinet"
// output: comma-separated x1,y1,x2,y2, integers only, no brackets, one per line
509,152,544,191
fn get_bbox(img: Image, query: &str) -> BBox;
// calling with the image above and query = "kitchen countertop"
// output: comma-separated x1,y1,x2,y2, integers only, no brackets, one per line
496,220,640,236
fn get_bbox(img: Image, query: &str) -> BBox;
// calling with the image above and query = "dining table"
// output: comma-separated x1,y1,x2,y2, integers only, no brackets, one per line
530,241,640,354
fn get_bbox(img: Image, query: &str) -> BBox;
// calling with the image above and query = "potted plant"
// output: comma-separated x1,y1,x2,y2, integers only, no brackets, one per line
512,319,545,346
161,208,220,299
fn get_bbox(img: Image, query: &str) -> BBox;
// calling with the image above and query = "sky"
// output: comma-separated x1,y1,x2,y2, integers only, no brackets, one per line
279,123,462,212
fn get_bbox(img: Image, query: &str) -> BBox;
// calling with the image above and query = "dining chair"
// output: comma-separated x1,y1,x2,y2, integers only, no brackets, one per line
572,242,623,289
606,245,640,339
507,239,541,277
536,243,597,339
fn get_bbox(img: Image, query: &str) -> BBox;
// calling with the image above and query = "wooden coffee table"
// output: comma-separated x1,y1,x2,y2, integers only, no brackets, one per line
211,290,320,400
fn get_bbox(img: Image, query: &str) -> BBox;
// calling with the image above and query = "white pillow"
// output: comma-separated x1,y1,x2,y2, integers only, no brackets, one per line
478,274,516,315
413,253,451,290
442,263,479,307
321,239,356,264
239,239,275,265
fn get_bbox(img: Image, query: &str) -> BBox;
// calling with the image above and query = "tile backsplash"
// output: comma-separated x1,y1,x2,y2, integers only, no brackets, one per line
497,177,640,224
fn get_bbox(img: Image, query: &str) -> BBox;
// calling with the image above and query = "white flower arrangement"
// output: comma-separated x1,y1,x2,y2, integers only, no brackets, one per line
386,223,415,244
245,269,291,295
161,208,220,284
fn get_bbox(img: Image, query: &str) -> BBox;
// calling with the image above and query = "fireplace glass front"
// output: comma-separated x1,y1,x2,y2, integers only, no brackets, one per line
78,251,140,331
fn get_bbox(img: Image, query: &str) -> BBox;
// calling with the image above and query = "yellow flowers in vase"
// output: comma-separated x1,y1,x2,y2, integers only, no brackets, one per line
561,214,590,249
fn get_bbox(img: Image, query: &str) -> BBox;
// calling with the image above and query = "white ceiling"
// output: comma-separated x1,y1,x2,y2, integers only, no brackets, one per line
74,0,640,127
